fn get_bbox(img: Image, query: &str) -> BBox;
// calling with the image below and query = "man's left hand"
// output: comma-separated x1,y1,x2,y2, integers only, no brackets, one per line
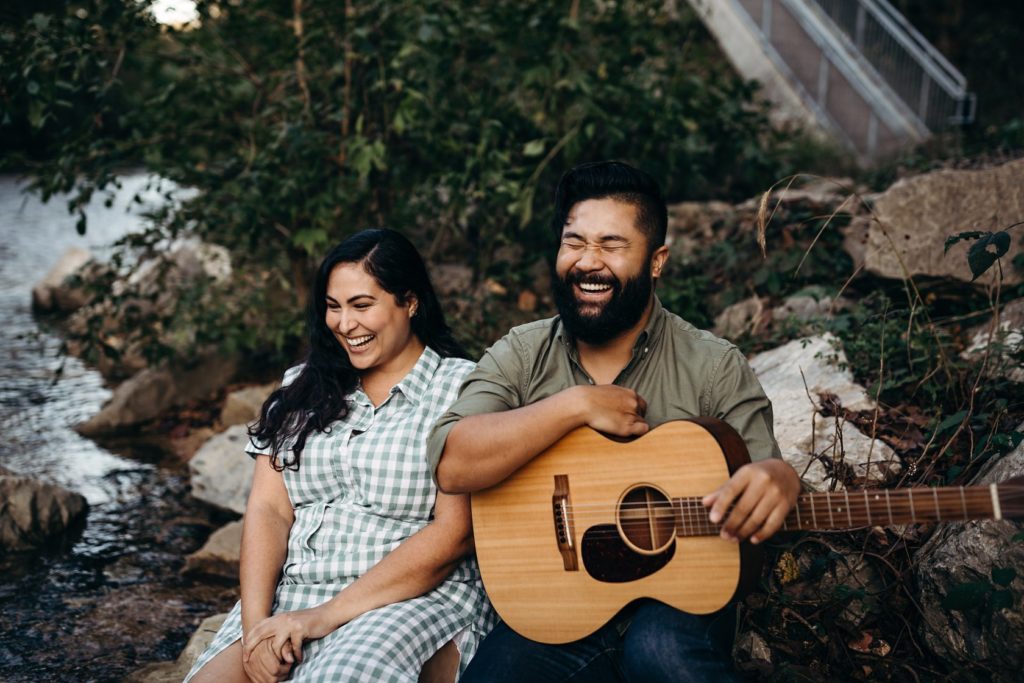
702,459,801,544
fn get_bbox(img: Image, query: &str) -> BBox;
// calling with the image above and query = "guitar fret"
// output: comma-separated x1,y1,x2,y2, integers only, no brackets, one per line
885,490,893,524
932,487,941,521
908,489,917,523
844,490,853,527
863,490,872,526
795,501,803,529
810,494,819,528
959,486,968,521
826,491,836,528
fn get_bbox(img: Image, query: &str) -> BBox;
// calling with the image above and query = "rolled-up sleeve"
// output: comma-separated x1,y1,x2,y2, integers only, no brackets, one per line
426,334,526,481
706,347,781,462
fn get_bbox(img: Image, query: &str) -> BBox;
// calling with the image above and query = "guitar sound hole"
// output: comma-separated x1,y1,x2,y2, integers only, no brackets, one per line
617,485,676,555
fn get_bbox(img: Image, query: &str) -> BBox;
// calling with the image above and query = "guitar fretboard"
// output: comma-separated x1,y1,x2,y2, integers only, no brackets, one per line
672,485,1001,536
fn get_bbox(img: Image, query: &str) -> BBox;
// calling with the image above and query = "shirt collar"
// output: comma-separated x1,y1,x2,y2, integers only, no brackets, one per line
389,345,441,405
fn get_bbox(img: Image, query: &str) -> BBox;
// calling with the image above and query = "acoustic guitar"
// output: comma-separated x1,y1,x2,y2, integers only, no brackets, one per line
470,418,1024,644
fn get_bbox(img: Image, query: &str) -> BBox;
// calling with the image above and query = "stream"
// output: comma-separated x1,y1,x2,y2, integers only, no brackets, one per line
0,174,236,682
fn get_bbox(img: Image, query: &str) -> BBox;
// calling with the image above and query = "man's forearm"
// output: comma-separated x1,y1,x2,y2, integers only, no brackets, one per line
436,389,587,493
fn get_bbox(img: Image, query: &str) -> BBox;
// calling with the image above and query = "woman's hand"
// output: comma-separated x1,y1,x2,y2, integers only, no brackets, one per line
242,607,334,666
241,638,294,683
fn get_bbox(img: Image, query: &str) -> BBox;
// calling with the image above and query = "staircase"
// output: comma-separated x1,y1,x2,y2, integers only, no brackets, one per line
687,0,975,162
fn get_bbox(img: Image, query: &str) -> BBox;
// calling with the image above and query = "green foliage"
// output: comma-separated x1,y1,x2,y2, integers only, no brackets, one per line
2,0,809,364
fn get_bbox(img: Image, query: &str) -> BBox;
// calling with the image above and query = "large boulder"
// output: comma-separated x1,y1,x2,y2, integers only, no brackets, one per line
189,424,254,514
0,472,88,551
124,612,228,683
862,158,1024,286
76,355,238,436
63,238,234,381
219,382,278,429
913,423,1024,680
31,247,94,312
183,520,243,580
749,335,901,491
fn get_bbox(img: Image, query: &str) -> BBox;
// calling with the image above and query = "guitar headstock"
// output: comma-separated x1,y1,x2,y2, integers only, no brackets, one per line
997,476,1024,519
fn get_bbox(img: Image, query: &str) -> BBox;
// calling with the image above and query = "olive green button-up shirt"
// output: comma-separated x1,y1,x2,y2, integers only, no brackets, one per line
427,297,781,478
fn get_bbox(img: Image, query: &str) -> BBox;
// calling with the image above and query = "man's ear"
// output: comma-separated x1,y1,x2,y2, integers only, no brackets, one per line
650,245,669,279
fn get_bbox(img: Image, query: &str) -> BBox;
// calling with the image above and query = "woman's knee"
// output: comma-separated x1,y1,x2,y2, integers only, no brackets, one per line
188,641,250,683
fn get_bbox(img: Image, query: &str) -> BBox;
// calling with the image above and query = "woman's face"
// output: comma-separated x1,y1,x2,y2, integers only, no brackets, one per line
325,261,420,376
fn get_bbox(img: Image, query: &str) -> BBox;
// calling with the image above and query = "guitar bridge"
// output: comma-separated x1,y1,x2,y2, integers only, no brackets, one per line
552,474,579,571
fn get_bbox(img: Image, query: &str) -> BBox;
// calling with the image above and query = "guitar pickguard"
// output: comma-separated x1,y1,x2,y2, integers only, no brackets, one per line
580,524,676,583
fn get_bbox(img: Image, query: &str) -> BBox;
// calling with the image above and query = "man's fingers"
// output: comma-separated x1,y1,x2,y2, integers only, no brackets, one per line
291,633,304,663
635,393,647,417
750,505,789,545
733,496,775,541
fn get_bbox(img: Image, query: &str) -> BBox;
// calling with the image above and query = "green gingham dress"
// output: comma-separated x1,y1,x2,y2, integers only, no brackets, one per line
185,348,495,682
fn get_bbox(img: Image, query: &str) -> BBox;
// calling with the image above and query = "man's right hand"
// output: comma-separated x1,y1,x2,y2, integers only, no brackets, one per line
438,384,649,493
571,384,649,437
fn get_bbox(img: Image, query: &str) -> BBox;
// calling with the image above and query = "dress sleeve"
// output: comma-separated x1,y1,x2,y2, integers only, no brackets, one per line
426,334,526,481
707,347,782,462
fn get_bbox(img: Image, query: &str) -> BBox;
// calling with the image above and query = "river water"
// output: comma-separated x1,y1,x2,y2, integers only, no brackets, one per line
0,174,235,682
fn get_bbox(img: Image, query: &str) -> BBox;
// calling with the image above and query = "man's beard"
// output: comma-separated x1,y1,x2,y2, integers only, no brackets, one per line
552,262,653,345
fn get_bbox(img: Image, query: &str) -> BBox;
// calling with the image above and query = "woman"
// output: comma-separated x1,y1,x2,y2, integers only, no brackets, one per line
186,229,494,683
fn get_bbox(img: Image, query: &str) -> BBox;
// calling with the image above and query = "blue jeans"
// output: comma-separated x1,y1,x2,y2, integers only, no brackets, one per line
461,600,740,683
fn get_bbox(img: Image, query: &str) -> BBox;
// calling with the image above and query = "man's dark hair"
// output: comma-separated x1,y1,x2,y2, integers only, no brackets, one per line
551,160,668,250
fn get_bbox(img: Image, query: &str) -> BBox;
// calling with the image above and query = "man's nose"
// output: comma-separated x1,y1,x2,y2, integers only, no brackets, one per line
575,245,604,271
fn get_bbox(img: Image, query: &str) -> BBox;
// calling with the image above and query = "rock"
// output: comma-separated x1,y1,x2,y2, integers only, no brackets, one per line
189,424,254,514
712,296,767,340
749,335,900,490
771,294,849,323
733,630,773,676
59,239,235,381
863,158,1024,286
0,473,88,551
183,520,243,580
913,422,1024,680
961,297,1024,383
31,247,93,312
124,613,228,683
168,426,217,463
76,355,238,436
219,382,278,428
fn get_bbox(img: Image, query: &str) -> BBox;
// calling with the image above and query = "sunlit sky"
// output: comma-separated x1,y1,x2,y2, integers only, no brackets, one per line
150,0,199,26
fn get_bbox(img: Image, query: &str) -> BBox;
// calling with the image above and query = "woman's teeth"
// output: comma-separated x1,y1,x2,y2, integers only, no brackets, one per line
347,334,374,347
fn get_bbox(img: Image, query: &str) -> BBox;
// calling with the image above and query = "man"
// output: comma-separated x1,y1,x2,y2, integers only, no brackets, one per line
427,160,800,682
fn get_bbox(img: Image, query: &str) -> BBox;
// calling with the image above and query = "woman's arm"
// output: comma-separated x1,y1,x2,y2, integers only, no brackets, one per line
242,489,472,663
238,455,296,677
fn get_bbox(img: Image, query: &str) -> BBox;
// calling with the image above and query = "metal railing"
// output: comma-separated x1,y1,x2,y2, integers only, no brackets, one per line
811,0,975,130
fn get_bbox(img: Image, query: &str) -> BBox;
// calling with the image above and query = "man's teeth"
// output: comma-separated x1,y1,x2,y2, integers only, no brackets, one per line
347,334,374,347
579,282,612,292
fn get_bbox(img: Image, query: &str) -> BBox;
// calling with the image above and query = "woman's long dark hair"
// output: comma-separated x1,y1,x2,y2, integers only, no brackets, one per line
250,229,468,470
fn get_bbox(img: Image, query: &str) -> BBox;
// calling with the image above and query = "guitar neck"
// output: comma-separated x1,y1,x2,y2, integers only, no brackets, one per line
673,484,1005,536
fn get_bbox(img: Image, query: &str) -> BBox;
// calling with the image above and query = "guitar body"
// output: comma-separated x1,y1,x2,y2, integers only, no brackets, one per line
471,418,757,644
